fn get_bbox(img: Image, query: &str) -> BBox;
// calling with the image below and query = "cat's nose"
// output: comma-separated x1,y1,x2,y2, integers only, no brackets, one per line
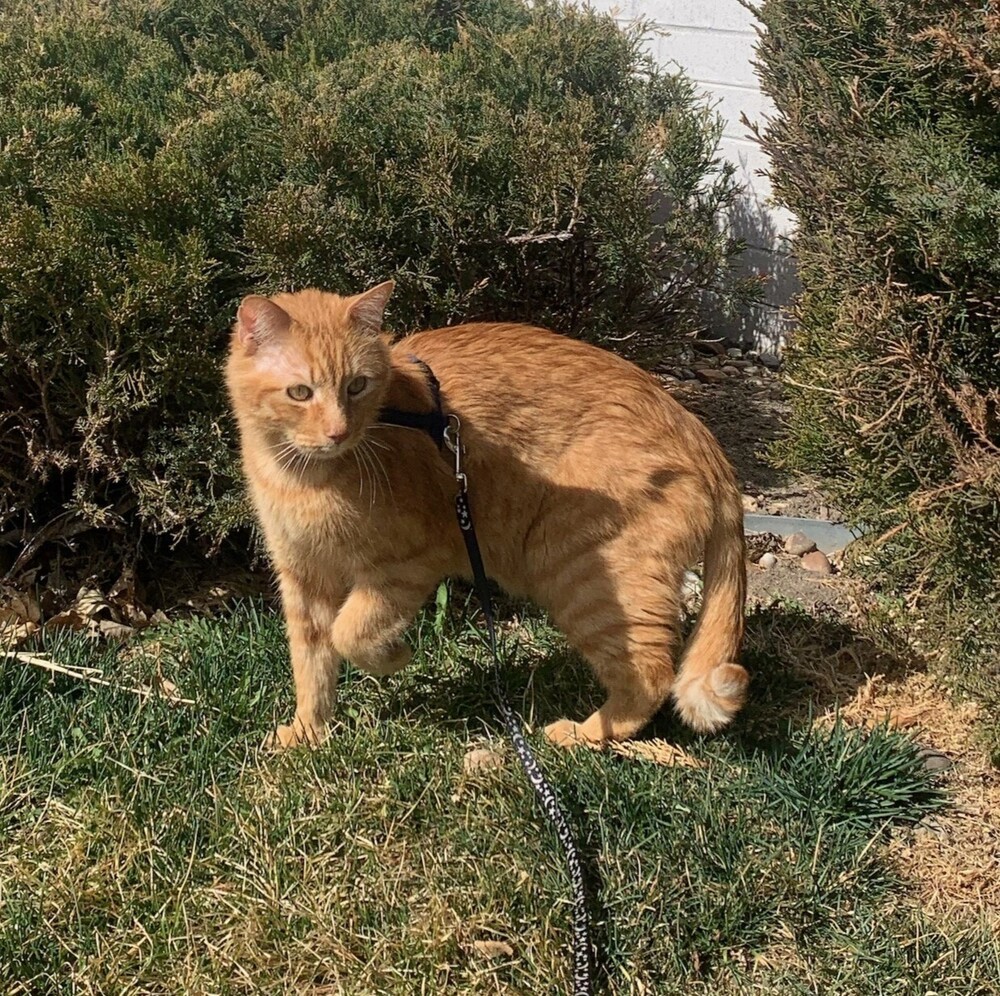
326,428,349,444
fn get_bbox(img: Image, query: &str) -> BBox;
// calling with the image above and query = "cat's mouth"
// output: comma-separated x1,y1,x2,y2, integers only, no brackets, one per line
294,441,354,459
273,438,357,465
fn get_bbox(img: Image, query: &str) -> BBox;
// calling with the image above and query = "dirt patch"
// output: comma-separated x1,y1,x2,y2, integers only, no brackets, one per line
823,672,1000,926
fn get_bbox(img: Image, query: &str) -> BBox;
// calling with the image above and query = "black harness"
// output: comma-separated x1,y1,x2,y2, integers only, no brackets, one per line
375,358,449,447
378,359,595,996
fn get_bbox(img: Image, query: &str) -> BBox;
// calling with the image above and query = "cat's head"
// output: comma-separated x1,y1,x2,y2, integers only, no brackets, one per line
226,281,394,461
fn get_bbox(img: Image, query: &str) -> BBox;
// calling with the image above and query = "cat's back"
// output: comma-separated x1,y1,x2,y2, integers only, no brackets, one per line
395,322,703,445
399,323,671,416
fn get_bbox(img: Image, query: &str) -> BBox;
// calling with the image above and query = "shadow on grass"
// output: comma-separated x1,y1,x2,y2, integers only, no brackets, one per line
378,590,941,995
397,589,921,755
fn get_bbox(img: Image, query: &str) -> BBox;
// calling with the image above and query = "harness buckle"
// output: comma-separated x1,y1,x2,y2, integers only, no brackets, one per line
442,413,467,493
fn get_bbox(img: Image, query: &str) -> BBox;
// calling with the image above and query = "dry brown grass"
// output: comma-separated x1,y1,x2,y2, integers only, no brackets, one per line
819,671,1000,926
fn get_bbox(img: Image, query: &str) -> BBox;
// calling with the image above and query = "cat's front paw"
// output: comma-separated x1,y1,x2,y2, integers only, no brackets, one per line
544,718,593,748
263,720,326,751
352,640,411,677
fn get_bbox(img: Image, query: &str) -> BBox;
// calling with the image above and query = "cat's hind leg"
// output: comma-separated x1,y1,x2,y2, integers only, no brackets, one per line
545,569,682,746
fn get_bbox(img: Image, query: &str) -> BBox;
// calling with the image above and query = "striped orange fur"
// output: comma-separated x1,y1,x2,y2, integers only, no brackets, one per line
226,283,748,748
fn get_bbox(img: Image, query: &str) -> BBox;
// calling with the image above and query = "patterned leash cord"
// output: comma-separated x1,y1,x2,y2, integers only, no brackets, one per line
444,415,595,996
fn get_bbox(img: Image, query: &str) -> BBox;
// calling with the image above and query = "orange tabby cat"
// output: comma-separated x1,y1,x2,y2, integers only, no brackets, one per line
226,281,748,748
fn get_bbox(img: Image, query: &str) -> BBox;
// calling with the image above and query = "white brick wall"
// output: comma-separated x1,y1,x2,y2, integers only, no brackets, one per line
590,0,798,349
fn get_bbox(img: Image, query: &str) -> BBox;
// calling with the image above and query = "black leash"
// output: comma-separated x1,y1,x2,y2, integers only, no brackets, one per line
379,364,595,996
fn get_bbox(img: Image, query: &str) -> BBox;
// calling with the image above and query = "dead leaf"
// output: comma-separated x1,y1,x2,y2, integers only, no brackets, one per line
108,566,136,602
471,940,514,959
151,674,185,706
10,592,41,625
0,607,38,644
46,609,89,631
74,585,111,620
123,604,149,627
98,619,135,641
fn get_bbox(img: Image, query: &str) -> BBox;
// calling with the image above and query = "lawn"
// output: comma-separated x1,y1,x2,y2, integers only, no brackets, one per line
1,593,997,994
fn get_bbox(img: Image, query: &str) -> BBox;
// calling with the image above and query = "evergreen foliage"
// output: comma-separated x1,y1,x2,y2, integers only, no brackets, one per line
753,1,1000,677
0,0,744,545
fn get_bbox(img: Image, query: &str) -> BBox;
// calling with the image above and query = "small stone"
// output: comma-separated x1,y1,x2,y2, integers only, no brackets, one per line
758,352,781,369
463,748,504,774
783,532,817,556
800,551,833,575
692,338,726,356
917,748,954,773
680,367,696,380
726,347,743,359
694,368,727,384
741,494,760,511
757,552,778,569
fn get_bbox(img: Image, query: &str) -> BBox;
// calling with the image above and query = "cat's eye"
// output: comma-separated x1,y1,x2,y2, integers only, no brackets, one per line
286,384,313,402
346,376,368,397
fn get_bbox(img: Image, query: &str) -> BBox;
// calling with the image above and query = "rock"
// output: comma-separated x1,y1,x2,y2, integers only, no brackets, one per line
694,368,727,384
917,747,954,773
692,338,726,356
757,552,778,570
800,551,833,575
726,347,744,359
725,359,753,369
680,367,696,380
758,352,781,369
783,532,817,556
741,494,760,512
745,377,765,388
463,748,504,774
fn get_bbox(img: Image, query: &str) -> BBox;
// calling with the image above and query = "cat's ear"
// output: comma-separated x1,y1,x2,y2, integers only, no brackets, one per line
347,280,395,333
235,296,291,355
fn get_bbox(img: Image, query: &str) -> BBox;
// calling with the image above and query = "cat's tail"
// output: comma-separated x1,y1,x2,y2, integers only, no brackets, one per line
671,486,748,733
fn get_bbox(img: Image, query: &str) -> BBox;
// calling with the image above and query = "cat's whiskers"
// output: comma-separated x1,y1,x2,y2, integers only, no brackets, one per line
352,448,365,502
356,442,379,510
273,440,319,490
361,439,392,502
364,434,391,453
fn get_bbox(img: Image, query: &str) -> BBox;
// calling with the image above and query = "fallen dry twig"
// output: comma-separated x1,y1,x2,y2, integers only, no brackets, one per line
3,650,198,707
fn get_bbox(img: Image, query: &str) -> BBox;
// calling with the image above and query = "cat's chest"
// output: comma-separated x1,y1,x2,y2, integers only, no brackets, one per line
251,476,364,554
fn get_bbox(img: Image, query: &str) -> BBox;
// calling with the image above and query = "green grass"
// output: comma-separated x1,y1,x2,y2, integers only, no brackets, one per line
1,595,997,994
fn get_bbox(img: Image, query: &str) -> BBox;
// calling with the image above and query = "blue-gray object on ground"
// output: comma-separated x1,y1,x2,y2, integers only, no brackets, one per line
743,514,860,554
